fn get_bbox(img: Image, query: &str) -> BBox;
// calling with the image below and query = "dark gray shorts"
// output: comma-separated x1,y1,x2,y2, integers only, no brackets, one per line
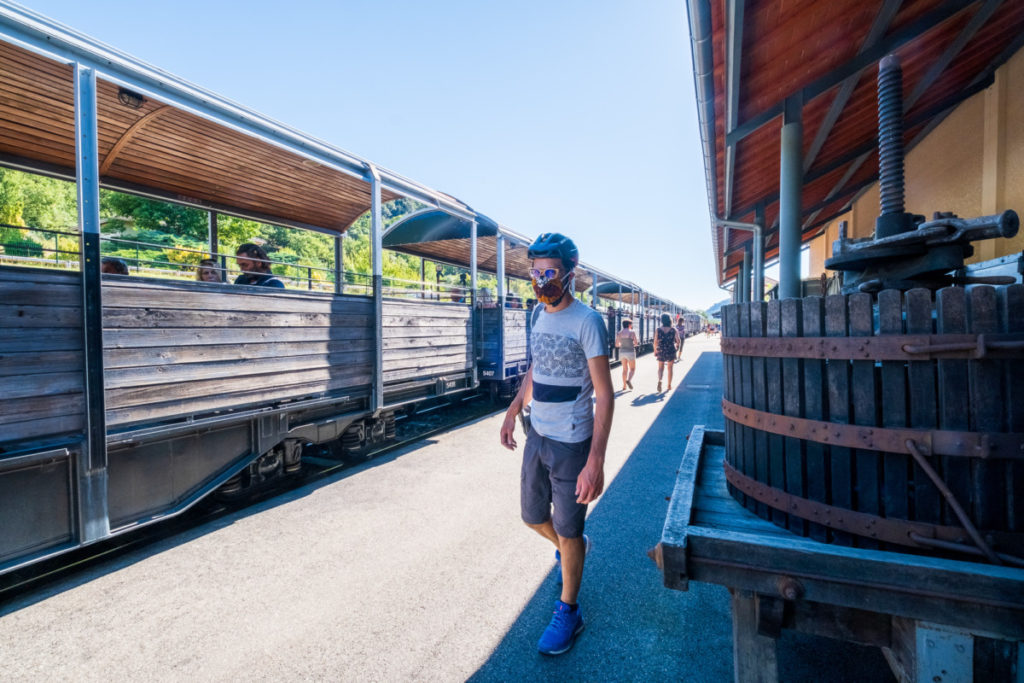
521,428,591,538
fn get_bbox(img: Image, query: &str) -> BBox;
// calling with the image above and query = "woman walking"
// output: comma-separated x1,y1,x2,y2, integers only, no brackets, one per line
674,315,687,361
654,313,680,392
615,319,638,391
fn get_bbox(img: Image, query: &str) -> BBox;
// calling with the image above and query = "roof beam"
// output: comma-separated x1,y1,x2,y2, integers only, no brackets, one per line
803,0,903,174
804,0,1001,227
906,0,1002,112
726,0,972,147
723,0,745,217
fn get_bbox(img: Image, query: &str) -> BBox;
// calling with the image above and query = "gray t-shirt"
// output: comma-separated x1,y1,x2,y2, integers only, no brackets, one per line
529,298,609,443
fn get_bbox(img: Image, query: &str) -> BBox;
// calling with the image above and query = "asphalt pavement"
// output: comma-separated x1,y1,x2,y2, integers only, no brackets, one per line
0,336,891,681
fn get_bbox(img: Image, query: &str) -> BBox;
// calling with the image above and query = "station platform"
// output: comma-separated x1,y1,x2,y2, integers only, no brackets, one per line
0,336,890,681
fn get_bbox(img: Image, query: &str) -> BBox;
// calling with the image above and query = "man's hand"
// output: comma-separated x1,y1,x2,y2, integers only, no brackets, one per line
500,411,518,450
575,456,605,504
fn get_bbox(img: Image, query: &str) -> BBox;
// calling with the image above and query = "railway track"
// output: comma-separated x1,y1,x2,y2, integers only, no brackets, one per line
0,394,501,603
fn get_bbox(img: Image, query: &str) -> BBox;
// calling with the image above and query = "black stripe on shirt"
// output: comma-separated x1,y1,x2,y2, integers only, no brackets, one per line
533,381,581,403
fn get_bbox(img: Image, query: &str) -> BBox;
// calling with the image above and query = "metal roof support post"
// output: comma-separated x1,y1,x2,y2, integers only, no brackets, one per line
495,234,505,302
334,234,344,295
591,273,598,309
470,219,478,388
753,204,765,302
74,62,109,544
739,245,751,303
368,165,384,413
779,96,803,300
208,211,218,260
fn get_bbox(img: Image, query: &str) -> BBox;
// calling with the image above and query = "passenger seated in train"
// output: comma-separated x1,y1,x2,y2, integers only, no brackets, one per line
233,243,285,288
449,273,469,303
196,258,221,283
100,257,129,275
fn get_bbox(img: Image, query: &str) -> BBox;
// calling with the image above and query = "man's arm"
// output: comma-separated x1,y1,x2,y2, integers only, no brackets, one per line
576,355,613,504
500,365,533,450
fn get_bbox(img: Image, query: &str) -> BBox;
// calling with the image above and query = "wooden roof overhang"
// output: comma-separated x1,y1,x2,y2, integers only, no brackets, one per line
690,0,1024,284
0,4,477,234
383,209,607,291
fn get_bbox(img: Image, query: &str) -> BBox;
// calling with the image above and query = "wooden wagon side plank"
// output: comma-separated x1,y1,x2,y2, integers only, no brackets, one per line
802,296,827,542
906,288,942,526
936,287,971,527
968,286,1005,531
825,294,853,545
878,289,909,533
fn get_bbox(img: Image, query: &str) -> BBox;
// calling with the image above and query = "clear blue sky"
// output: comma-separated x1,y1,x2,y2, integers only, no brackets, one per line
21,0,725,310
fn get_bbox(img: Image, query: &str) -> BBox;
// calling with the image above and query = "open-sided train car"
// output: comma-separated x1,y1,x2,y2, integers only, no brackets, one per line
383,209,663,398
0,5,683,577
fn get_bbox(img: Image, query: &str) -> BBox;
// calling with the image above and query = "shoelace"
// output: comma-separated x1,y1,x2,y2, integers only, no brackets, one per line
550,605,574,629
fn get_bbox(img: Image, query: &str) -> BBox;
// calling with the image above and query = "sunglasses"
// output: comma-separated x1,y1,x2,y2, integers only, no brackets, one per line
529,268,561,280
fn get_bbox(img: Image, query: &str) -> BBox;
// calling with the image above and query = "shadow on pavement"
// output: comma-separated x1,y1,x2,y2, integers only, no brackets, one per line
469,350,893,682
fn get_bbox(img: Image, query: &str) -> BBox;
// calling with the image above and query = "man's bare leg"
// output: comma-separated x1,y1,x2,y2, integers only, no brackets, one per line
525,520,560,549
558,534,586,604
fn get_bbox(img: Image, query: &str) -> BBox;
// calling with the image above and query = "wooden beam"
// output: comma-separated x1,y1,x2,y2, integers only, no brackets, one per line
99,104,172,175
725,0,972,148
803,0,903,174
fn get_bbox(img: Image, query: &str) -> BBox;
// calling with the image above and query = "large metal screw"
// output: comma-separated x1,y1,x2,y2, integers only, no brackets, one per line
876,54,907,238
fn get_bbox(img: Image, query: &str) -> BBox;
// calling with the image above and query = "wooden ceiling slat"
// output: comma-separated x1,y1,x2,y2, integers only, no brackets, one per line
0,40,407,233
106,157,345,228
131,113,369,201
113,127,368,208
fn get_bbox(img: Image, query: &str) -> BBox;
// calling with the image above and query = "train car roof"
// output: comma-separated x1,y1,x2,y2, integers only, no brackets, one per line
690,0,1024,285
383,208,650,293
0,2,477,235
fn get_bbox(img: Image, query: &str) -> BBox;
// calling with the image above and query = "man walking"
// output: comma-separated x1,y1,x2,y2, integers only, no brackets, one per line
500,233,614,655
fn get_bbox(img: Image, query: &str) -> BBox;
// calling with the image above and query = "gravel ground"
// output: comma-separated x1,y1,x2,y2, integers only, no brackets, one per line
0,336,891,681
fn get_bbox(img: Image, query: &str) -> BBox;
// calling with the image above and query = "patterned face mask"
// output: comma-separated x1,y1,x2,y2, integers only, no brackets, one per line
532,271,572,305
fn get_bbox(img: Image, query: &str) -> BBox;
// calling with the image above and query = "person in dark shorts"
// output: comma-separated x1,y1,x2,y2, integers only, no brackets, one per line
233,243,285,288
500,232,613,656
654,313,679,392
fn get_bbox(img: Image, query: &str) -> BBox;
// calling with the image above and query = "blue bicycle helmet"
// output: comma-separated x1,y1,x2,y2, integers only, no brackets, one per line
527,233,579,271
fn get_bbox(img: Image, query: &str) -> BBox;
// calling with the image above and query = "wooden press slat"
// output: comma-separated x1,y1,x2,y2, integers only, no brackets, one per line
906,288,942,526
879,289,909,535
723,304,738,500
750,301,769,520
968,286,1004,531
781,297,806,536
849,292,879,549
936,287,971,527
765,299,786,528
801,296,828,542
998,284,1024,532
739,302,754,514
825,294,853,545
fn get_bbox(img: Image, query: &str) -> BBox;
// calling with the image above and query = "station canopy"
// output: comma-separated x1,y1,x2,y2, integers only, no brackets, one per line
0,28,475,234
383,209,601,291
694,0,1024,284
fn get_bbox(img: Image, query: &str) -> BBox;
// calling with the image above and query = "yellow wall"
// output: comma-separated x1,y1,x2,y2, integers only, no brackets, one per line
817,47,1024,268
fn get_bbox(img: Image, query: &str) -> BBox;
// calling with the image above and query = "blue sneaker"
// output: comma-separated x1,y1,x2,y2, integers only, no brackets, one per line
538,600,585,655
554,534,591,584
